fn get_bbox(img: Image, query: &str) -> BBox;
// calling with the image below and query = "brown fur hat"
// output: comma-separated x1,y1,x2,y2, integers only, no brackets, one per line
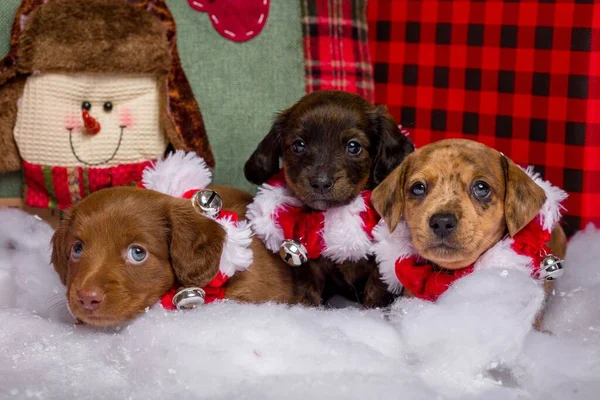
18,0,170,75
0,0,213,173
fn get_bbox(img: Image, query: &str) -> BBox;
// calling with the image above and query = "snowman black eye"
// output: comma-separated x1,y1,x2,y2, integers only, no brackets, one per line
81,101,91,111
103,102,113,112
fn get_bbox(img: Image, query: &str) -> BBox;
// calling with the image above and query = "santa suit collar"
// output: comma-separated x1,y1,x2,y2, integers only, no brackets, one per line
371,167,568,300
139,151,253,309
246,170,379,264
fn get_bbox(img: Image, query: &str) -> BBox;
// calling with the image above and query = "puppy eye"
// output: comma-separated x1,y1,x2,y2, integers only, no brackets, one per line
70,240,84,260
472,181,492,200
409,182,427,197
291,139,306,153
127,245,148,264
346,140,362,155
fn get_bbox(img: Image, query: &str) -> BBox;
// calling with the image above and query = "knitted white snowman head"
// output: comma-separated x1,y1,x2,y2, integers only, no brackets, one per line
15,74,166,168
0,0,213,209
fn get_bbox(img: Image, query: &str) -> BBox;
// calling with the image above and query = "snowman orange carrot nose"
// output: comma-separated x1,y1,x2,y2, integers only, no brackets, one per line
82,109,101,135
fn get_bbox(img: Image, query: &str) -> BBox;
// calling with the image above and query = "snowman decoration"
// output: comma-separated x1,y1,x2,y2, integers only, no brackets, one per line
0,0,213,210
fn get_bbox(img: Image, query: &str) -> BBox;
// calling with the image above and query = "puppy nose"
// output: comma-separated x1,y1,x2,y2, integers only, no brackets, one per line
309,174,334,194
429,213,458,238
77,288,105,311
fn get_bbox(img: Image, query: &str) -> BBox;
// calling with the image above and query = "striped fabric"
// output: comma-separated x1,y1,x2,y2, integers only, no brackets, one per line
301,0,375,102
22,160,153,209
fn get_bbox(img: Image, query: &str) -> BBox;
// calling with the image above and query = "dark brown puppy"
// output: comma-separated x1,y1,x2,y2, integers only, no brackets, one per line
51,185,302,327
244,90,414,307
371,139,566,327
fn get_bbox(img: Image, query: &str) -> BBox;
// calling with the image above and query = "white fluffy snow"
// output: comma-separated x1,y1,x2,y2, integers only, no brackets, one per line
0,208,599,400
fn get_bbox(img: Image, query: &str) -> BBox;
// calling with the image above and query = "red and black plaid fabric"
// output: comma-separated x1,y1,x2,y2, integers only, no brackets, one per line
301,0,375,102
367,0,600,237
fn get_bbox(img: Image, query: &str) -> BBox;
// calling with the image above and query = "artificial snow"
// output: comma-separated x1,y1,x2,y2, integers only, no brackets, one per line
0,209,598,399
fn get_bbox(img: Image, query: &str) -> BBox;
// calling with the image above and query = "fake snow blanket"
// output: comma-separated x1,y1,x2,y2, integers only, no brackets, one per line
0,209,599,400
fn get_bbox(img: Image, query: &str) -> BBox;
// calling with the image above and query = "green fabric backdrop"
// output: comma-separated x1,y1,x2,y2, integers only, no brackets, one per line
0,0,22,198
0,0,305,197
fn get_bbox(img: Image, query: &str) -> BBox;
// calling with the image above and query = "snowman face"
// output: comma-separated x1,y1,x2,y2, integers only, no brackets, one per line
14,73,167,167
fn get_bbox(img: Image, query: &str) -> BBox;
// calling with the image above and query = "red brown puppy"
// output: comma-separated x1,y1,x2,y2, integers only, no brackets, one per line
51,155,303,327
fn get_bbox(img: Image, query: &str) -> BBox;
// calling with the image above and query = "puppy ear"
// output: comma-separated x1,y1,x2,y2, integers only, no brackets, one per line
168,200,224,287
370,106,415,186
51,211,73,285
244,110,288,185
501,156,546,237
371,160,409,233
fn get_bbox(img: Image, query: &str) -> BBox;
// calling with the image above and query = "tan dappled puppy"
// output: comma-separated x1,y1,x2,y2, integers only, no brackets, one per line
370,139,567,328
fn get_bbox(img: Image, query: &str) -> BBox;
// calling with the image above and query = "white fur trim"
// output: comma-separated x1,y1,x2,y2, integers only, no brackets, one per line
141,151,251,276
474,237,533,274
215,218,253,276
370,220,417,294
142,150,212,197
247,183,376,263
246,183,301,253
523,166,568,232
322,194,373,263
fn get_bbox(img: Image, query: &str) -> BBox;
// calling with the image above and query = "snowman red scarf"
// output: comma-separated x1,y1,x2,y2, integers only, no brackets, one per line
246,170,380,264
138,151,253,309
371,167,568,301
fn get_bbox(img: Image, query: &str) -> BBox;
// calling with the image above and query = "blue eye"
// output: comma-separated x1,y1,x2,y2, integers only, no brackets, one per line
127,245,147,263
71,241,84,260
472,181,491,200
409,182,427,197
292,139,305,153
346,140,362,155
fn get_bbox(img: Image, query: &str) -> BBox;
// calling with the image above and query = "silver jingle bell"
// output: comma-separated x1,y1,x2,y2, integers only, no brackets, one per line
536,254,565,281
279,239,308,266
191,189,223,218
172,287,206,310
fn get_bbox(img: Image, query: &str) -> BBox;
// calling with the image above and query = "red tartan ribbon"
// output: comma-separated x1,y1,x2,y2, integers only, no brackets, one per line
22,160,154,210
395,217,551,302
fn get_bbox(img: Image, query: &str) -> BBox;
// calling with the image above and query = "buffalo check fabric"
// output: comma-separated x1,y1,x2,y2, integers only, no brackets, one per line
301,0,375,102
367,0,600,237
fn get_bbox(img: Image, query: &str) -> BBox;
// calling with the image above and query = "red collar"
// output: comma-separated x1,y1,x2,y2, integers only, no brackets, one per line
160,271,229,310
395,217,552,301
135,184,240,310
265,171,379,261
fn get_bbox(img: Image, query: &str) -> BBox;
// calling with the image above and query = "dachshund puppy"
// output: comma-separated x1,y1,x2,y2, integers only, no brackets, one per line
371,139,567,328
244,90,415,307
51,185,301,327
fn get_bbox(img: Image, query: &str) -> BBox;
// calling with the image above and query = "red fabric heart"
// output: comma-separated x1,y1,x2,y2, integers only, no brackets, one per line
187,0,270,43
